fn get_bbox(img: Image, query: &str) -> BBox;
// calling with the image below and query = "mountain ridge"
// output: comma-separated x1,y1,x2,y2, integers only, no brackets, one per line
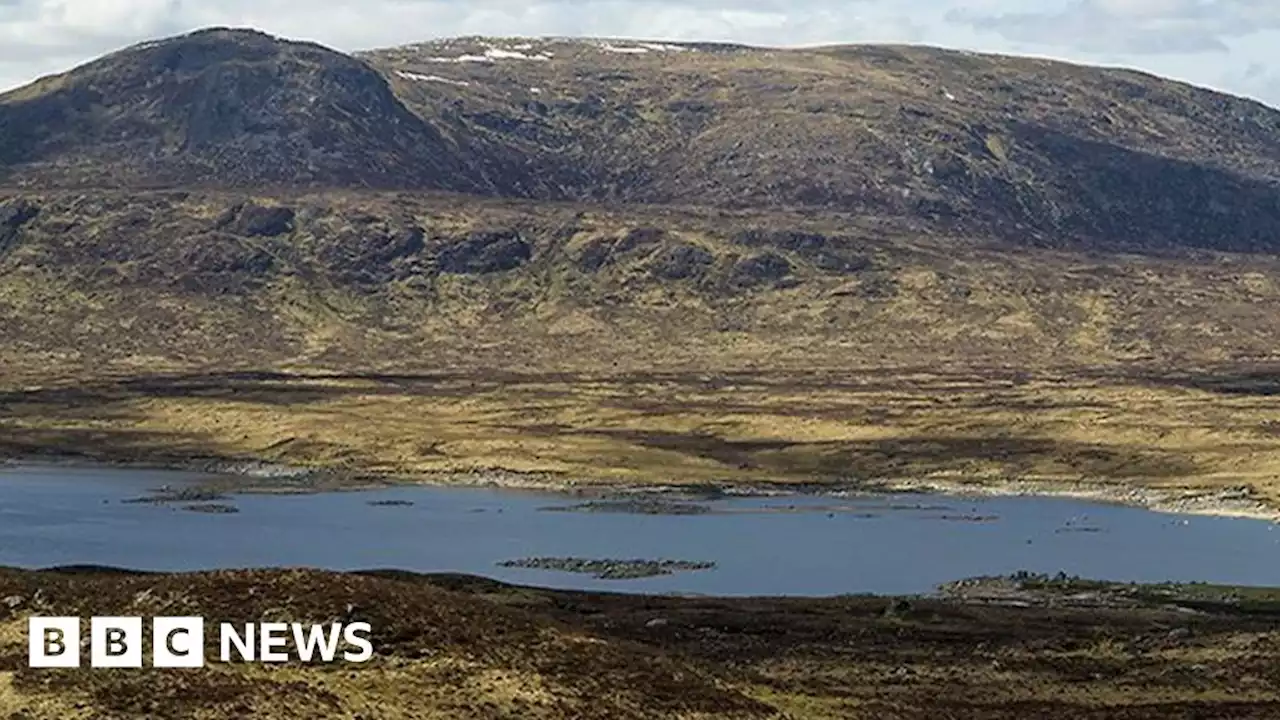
2,28,1280,378
7,30,1280,511
5,28,1280,255
0,28,500,192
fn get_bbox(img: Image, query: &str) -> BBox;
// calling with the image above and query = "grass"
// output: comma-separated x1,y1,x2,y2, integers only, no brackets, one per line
2,191,1280,513
0,189,1279,509
4,368,1280,510
5,32,1280,719
1,567,1279,719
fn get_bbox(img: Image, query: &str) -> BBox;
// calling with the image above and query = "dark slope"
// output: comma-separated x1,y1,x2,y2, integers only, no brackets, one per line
369,38,1280,253
5,188,1280,375
3,31,1280,373
5,30,1280,253
2,567,1279,719
0,28,502,191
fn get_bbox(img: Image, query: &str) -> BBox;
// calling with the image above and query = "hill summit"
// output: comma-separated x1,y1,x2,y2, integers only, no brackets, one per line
4,29,1280,253
0,28,502,191
5,30,1280,508
2,29,1280,376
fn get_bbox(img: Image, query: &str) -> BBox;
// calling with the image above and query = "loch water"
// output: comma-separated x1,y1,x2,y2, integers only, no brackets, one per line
2,463,1278,596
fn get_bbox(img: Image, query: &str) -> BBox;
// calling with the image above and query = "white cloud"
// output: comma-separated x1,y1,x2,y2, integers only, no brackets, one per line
2,0,1280,108
949,0,1280,54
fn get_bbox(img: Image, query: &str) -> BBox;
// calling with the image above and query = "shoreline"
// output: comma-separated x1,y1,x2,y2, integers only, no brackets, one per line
4,453,1279,523
875,477,1280,524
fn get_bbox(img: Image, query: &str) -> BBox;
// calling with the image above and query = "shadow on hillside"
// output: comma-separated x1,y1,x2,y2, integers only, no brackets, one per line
535,427,1198,480
1136,368,1280,397
0,372,375,463
0,367,1020,410
995,120,1280,254
0,369,1202,479
0,374,332,407
0,425,214,465
0,370,477,408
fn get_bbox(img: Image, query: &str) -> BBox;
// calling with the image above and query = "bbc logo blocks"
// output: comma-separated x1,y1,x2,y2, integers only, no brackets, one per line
154,617,205,668
90,616,143,668
27,617,80,668
30,617,203,668
28,616,373,668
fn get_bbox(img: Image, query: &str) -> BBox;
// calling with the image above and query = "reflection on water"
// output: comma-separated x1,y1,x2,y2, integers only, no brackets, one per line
1,463,1278,596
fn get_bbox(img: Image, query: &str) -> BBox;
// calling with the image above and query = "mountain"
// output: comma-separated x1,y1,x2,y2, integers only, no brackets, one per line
2,28,1280,376
7,30,1280,254
7,29,1280,504
367,36,1280,253
0,29,502,191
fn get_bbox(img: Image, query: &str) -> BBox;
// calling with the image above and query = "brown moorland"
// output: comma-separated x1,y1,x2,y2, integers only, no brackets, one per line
3,28,1280,508
1,567,1279,719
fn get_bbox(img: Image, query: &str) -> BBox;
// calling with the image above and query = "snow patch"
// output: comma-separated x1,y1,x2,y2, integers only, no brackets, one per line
396,70,471,86
486,47,550,60
638,42,688,52
591,40,693,54
600,43,650,54
424,47,552,63
423,54,488,63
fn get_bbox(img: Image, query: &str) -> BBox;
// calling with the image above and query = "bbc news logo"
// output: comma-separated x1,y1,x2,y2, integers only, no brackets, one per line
28,617,373,668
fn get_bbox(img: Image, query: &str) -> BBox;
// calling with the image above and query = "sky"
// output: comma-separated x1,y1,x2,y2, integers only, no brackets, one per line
4,0,1280,108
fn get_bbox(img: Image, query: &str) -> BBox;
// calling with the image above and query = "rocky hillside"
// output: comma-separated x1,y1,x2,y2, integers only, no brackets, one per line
5,29,1280,253
2,28,1280,374
4,568,1278,720
0,29,503,191
369,36,1280,253
3,188,1279,375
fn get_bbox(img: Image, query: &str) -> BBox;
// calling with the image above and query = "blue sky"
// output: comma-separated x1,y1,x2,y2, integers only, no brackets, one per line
4,0,1280,108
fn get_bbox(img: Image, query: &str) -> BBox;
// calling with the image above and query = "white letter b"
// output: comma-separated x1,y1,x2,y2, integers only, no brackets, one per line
28,617,80,668
91,617,142,668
